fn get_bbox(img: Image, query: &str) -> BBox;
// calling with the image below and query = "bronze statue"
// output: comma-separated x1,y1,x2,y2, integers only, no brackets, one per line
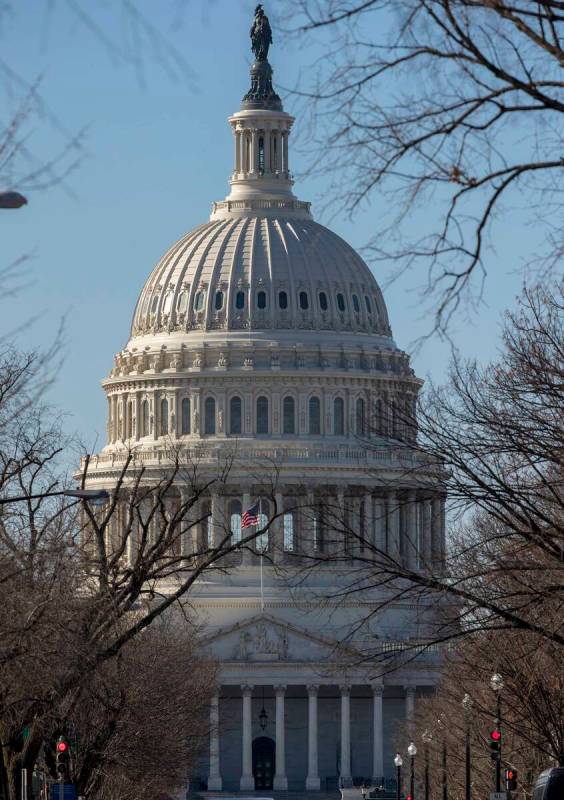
250,4,272,62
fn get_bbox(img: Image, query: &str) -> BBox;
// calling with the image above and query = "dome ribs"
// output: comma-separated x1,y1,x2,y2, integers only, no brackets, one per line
225,217,251,330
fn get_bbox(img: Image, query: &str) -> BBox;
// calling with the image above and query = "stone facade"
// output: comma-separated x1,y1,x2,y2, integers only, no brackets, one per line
83,22,445,794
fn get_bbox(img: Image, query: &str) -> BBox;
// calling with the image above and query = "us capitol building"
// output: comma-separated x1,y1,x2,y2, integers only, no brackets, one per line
85,7,445,795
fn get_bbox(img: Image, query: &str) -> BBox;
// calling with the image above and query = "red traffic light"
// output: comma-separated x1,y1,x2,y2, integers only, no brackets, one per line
506,769,515,779
56,741,68,753
490,729,501,741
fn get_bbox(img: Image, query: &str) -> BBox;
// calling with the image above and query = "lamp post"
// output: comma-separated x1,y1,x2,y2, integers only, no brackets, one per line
0,488,109,507
394,753,403,800
407,742,417,800
422,731,432,800
491,673,504,792
462,693,473,800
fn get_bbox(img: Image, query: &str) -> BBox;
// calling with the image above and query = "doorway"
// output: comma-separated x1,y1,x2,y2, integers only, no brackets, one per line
253,736,275,789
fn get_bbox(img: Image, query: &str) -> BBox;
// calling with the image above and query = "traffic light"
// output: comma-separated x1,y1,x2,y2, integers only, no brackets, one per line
55,737,70,779
505,767,518,791
489,728,501,760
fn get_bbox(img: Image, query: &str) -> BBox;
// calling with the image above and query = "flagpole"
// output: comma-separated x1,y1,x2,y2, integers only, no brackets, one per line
259,498,264,613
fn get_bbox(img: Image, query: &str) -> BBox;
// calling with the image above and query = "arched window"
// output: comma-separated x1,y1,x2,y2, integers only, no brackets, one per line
256,500,269,552
256,396,269,434
352,293,360,313
375,397,383,435
229,500,242,543
272,134,278,170
214,291,224,310
204,397,216,435
283,396,295,434
364,295,372,314
337,293,346,312
176,292,187,312
334,397,345,435
356,397,366,436
299,291,309,310
283,512,294,552
163,292,173,314
160,398,168,436
245,134,251,172
230,396,242,435
235,291,245,310
194,291,205,311
309,396,321,435
319,291,328,311
181,398,191,435
278,290,288,310
141,399,150,436
258,136,265,172
257,290,267,310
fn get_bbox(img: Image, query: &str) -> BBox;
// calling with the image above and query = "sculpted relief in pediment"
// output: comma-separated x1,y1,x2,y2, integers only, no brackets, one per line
234,622,288,661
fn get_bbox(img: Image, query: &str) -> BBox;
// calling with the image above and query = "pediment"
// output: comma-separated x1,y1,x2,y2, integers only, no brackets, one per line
202,613,358,663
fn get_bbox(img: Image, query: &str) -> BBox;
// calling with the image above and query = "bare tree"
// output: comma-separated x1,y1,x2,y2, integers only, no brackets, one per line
282,1,564,335
291,282,563,659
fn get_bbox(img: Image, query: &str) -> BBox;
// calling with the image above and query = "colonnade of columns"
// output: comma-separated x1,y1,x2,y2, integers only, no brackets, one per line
207,683,420,791
231,125,290,177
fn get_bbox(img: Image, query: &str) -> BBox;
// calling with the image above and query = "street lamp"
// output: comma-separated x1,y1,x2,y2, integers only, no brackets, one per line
422,730,432,800
394,754,403,800
407,742,417,800
0,190,27,209
0,489,109,507
490,673,504,792
462,694,473,800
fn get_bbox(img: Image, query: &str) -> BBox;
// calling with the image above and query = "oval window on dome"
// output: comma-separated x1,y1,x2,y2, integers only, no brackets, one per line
299,291,309,310
278,290,288,310
235,291,245,310
194,291,205,311
257,290,267,310
214,291,224,311
364,295,372,314
150,295,159,314
337,293,346,312
319,291,328,311
352,293,360,313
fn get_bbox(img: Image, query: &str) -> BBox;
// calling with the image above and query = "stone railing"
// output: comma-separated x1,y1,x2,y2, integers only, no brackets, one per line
212,198,311,214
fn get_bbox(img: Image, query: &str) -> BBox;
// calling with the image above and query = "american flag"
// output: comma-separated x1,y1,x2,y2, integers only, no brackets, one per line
242,500,260,529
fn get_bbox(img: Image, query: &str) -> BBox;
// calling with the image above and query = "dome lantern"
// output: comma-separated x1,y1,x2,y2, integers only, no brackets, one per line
211,4,306,218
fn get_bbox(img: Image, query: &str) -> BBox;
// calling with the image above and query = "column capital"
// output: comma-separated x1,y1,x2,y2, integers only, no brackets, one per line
404,685,416,696
241,684,254,696
273,683,287,695
339,683,352,696
371,683,384,696
307,684,319,696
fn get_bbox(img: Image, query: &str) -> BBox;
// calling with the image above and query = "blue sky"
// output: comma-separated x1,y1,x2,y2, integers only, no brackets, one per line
1,1,526,453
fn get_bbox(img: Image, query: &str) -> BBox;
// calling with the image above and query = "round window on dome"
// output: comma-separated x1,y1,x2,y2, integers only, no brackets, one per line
235,291,246,310
278,290,288,310
257,290,267,310
299,291,309,310
214,291,224,311
352,294,360,313
319,291,328,311
364,295,372,314
337,293,346,312
194,291,205,312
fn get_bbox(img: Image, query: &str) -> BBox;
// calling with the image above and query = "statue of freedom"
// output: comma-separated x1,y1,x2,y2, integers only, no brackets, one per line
250,4,272,61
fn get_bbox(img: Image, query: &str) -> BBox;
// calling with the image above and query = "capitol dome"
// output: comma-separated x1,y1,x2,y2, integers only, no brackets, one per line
131,215,391,339
83,11,445,794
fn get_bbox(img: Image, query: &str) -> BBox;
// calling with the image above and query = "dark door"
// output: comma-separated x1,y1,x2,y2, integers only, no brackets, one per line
253,736,275,790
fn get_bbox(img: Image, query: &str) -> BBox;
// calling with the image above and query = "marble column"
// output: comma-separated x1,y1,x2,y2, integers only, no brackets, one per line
373,496,386,554
273,684,288,790
431,496,442,567
208,691,222,790
240,685,254,791
340,685,352,786
371,684,384,784
337,490,346,557
387,491,401,561
405,489,418,570
365,493,374,554
234,130,241,173
306,685,320,790
405,686,416,729
210,492,223,549
273,491,284,562
422,498,432,568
